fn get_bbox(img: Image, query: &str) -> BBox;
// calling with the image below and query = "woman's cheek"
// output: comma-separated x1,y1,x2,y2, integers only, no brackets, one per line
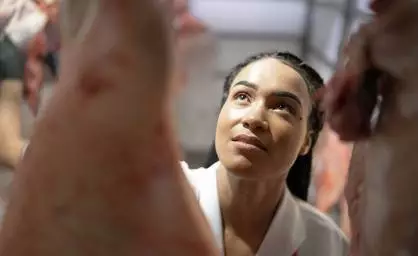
226,106,249,121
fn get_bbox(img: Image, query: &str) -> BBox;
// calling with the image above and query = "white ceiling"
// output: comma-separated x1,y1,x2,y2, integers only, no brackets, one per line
191,1,307,36
188,0,372,81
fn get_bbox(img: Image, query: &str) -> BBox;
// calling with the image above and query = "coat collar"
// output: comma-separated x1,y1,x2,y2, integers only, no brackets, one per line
195,162,306,255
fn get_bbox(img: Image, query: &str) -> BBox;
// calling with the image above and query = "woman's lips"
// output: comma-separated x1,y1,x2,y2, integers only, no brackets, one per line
231,134,267,152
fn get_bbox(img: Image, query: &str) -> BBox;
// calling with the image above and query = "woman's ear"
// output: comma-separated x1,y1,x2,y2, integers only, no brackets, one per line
299,131,313,156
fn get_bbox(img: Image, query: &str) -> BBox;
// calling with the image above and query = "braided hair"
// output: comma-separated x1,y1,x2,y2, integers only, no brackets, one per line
205,51,324,201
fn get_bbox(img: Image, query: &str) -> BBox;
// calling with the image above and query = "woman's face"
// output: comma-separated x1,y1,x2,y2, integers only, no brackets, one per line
215,58,312,180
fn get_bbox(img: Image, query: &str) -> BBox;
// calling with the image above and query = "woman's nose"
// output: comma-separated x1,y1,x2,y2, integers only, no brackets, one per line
242,104,268,131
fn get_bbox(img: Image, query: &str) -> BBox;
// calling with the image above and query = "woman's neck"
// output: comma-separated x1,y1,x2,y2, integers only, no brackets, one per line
217,165,286,244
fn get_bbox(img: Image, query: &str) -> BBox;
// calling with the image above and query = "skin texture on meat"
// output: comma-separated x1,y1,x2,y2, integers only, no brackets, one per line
24,30,47,115
345,78,418,255
357,84,418,255
344,142,366,255
0,0,218,255
322,0,418,254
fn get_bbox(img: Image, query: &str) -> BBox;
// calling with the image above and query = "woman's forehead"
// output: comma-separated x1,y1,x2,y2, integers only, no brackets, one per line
231,58,311,107
233,59,305,90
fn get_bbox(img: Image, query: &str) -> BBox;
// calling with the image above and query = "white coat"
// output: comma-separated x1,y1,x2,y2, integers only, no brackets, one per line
182,162,349,256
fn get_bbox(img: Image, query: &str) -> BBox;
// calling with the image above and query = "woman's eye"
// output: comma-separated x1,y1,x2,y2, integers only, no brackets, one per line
277,103,288,110
234,93,251,103
275,102,295,114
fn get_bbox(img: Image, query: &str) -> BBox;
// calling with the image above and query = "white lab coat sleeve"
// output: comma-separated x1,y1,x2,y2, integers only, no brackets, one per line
180,161,200,196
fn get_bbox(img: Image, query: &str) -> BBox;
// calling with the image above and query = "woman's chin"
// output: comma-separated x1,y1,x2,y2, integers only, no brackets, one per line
221,155,269,180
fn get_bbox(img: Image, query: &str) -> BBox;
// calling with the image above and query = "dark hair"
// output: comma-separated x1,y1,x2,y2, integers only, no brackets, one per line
205,51,324,201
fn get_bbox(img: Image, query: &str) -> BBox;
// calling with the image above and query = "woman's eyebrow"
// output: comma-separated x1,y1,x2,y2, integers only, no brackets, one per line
273,91,302,107
232,80,259,90
233,80,302,107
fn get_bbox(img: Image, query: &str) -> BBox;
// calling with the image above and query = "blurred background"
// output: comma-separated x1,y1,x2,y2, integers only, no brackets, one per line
178,0,371,166
0,0,373,235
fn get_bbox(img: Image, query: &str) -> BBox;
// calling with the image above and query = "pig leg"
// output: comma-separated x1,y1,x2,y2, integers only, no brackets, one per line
0,1,217,255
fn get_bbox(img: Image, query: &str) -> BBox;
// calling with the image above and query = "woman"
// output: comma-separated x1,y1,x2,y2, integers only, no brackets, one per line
0,1,346,255
189,51,348,255
3,50,348,255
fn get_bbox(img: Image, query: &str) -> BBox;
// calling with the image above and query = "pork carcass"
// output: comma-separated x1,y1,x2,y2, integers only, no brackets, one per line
322,0,418,255
0,0,218,255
